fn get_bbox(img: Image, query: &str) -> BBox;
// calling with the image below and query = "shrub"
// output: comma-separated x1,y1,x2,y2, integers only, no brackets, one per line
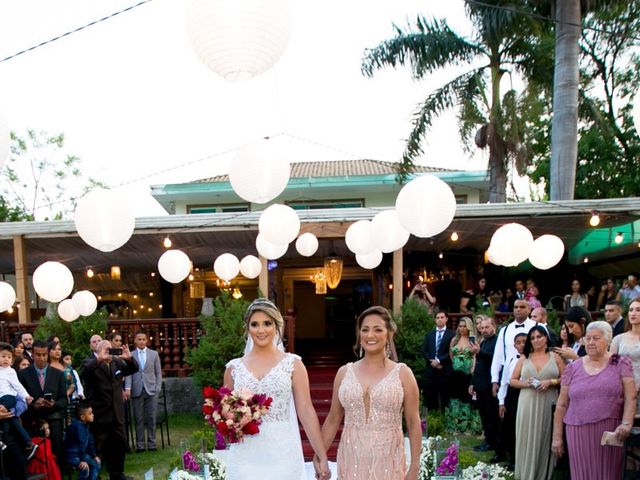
187,292,248,387
394,297,434,387
425,409,446,438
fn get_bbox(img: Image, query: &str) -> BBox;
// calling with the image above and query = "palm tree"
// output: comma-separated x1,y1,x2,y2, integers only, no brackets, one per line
362,2,549,202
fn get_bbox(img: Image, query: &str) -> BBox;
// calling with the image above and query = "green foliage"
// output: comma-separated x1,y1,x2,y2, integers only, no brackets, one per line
458,448,478,469
33,308,108,361
426,409,446,438
0,195,29,221
444,399,482,435
394,298,434,387
187,292,249,387
546,309,561,334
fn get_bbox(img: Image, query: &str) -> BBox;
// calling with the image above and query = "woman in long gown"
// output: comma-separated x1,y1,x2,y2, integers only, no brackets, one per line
222,298,329,480
510,325,564,480
319,306,421,480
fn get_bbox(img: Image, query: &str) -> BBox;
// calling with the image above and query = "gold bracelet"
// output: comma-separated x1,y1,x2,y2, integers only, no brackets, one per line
551,379,558,386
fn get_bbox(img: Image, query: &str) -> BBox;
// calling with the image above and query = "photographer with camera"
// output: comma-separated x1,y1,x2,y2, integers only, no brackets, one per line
409,278,436,313
81,340,138,480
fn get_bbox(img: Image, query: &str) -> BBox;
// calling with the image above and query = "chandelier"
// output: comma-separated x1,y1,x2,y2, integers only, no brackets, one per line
324,256,343,289
310,268,327,295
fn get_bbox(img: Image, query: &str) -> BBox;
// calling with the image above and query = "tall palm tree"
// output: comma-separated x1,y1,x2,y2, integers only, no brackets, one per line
362,1,548,203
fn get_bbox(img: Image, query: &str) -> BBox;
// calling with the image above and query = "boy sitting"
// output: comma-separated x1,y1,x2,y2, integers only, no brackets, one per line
63,402,101,480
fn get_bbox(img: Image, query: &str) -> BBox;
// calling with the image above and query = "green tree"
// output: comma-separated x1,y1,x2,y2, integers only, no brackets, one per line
1,129,105,220
0,194,29,221
361,2,551,202
394,297,434,387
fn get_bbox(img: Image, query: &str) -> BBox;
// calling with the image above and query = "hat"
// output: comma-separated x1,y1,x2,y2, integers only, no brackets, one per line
565,306,591,324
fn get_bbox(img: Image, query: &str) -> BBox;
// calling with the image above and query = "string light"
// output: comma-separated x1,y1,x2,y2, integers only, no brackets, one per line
583,257,589,263
86,268,94,278
589,213,600,227
614,232,624,244
438,252,444,259
450,231,459,241
163,236,172,248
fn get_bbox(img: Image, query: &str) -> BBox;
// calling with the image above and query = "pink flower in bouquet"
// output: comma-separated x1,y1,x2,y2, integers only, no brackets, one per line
436,442,459,475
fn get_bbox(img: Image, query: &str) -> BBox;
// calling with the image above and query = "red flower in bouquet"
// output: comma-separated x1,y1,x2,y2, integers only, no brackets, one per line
202,386,272,448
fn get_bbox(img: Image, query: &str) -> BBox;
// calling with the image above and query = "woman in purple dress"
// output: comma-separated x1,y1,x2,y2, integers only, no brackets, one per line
551,321,637,480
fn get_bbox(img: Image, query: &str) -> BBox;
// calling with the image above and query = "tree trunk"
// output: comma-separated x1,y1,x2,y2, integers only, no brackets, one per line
550,0,581,200
488,140,507,203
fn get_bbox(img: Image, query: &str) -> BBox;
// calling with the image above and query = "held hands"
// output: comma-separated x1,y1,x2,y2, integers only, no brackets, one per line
312,454,330,480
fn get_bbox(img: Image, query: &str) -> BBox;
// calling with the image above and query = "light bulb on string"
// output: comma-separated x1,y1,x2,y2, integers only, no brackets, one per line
438,252,444,259
589,213,600,227
163,236,172,248
583,257,589,263
614,232,623,244
86,268,94,278
450,232,458,241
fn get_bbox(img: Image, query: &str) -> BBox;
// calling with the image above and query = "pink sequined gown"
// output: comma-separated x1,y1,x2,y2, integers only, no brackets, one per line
337,362,405,479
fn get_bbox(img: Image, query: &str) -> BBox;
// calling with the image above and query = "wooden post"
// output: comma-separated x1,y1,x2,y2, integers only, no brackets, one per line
392,248,403,315
258,256,268,298
13,235,31,324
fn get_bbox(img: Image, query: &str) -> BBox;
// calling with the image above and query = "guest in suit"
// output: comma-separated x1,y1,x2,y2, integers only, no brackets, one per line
18,339,67,465
531,307,560,347
19,332,34,364
422,311,455,411
124,331,162,452
604,300,625,337
81,339,138,480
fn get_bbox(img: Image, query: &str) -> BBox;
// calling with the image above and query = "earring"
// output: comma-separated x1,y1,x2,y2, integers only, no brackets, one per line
359,345,363,358
385,342,391,358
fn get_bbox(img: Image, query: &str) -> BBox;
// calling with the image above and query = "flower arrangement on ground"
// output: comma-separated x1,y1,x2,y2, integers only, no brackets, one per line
435,440,459,476
201,386,272,447
461,462,513,480
418,436,442,480
174,470,201,480
177,450,226,480
197,452,227,479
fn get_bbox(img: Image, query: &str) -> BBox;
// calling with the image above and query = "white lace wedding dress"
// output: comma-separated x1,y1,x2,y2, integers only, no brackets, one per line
224,353,306,480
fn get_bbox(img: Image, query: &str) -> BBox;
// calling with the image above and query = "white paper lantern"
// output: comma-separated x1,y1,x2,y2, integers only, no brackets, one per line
0,110,9,170
0,282,16,312
240,255,262,279
256,233,288,259
489,223,534,267
395,175,457,238
71,290,98,316
370,210,410,253
33,261,74,303
295,233,318,257
345,220,376,255
356,249,383,269
158,250,192,284
74,189,135,252
529,235,565,270
58,299,79,322
258,204,300,245
230,138,290,204
214,253,240,281
186,0,290,81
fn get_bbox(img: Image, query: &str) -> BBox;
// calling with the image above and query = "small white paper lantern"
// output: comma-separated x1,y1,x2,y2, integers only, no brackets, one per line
158,250,192,284
0,110,9,170
529,235,565,270
295,233,318,257
230,138,290,204
356,249,383,269
214,253,241,281
74,189,135,252
58,299,79,322
489,223,534,267
186,0,290,81
33,261,74,303
345,220,376,255
258,204,300,245
370,210,410,253
71,290,98,316
240,255,262,279
395,175,457,238
0,282,16,312
256,233,288,260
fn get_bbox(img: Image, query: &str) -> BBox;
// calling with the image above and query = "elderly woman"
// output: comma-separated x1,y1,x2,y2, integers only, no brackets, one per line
551,321,636,480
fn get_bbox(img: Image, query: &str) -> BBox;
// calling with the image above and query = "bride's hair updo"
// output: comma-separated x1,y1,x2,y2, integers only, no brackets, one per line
243,298,284,340
354,306,397,353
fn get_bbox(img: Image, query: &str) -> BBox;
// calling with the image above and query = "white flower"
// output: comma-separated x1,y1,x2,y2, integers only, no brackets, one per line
176,470,201,480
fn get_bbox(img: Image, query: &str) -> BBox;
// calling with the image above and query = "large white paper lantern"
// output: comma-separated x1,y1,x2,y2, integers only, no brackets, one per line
395,175,456,238
71,290,98,316
33,261,74,303
356,249,383,269
214,253,240,281
489,223,534,267
240,255,262,279
58,299,79,322
258,204,300,245
256,233,288,259
370,210,410,253
345,220,376,255
0,110,9,170
0,282,16,312
230,138,290,204
74,189,135,252
158,250,192,284
529,235,565,270
186,0,290,81
295,233,318,257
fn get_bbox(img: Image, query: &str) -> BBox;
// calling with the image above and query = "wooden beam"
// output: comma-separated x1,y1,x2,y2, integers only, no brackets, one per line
12,235,31,324
392,248,403,315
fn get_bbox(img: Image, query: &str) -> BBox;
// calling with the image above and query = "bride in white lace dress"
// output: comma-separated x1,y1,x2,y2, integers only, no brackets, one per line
223,298,330,480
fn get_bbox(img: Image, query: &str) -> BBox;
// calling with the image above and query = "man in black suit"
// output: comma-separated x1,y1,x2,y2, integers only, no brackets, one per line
469,317,501,457
19,331,34,364
605,300,625,337
422,311,455,411
18,339,67,463
81,339,138,480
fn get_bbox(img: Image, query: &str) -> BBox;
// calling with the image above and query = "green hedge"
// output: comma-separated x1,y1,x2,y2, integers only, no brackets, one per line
394,298,435,388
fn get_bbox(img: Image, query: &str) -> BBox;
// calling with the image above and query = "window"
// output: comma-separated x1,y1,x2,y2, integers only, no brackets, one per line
187,204,249,214
455,195,468,205
287,200,363,210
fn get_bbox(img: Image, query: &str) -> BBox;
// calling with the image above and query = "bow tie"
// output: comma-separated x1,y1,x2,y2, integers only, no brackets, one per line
515,324,525,328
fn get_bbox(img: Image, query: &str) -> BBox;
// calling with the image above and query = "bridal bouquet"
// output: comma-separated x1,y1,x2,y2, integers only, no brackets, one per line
202,386,272,447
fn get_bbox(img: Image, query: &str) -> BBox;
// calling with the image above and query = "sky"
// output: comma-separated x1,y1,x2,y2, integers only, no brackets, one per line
0,0,488,218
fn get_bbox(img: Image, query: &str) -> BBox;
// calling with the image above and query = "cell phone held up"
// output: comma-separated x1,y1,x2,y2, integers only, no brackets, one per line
108,347,123,356
43,392,53,402
469,336,476,344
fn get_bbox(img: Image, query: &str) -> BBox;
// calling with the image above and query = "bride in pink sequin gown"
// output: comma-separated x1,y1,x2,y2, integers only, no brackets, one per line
318,306,422,480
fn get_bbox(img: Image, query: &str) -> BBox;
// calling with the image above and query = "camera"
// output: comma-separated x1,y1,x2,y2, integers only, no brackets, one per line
43,392,53,401
108,347,123,356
